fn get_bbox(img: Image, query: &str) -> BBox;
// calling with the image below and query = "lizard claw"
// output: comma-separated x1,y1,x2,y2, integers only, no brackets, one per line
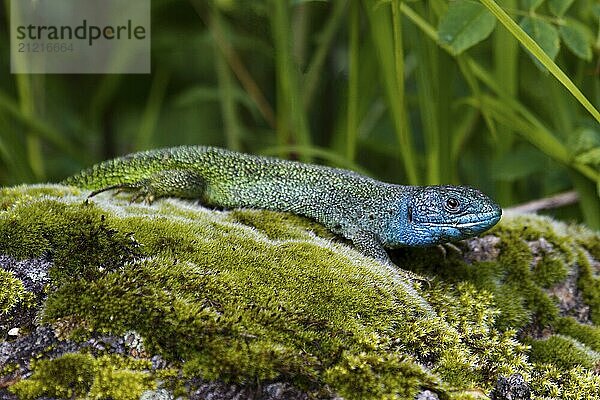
397,268,432,288
436,243,463,259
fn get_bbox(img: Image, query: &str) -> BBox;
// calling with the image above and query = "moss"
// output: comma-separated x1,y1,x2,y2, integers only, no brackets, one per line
0,199,141,281
323,351,439,400
229,208,335,241
89,356,155,400
532,253,569,288
530,364,600,399
0,268,37,335
427,283,530,385
577,248,600,324
0,184,75,211
528,335,600,370
556,317,600,351
0,363,20,376
43,253,452,390
0,270,26,314
9,353,155,400
1,185,600,398
9,353,96,399
572,223,600,261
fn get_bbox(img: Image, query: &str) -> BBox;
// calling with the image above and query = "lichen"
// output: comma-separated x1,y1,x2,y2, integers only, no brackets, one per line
0,185,599,399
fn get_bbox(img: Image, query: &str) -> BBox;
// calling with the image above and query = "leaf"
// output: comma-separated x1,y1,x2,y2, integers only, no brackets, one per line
521,0,546,11
569,127,600,155
438,0,496,55
570,127,600,165
575,147,600,166
559,19,592,61
548,0,574,16
519,17,560,69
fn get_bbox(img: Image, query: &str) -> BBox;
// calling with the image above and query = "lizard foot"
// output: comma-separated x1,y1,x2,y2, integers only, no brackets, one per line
397,268,433,288
88,181,159,204
436,242,463,259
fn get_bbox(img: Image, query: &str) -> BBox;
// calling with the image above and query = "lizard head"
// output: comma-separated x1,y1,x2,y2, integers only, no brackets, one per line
386,185,502,247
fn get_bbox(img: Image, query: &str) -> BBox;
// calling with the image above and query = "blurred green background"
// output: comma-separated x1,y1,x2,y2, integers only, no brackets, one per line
0,0,599,228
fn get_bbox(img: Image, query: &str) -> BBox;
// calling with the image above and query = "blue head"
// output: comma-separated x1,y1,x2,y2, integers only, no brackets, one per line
384,185,502,247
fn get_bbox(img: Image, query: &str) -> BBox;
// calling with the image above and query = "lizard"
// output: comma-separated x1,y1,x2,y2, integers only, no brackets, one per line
62,145,502,313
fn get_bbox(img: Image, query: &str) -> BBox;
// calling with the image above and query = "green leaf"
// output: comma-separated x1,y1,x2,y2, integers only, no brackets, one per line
569,127,600,155
521,0,546,11
519,17,560,68
559,20,592,61
548,0,574,16
438,0,496,55
575,147,600,166
479,0,600,124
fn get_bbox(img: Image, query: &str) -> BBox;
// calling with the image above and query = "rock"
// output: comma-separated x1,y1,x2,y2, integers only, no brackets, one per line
0,185,599,399
490,374,531,400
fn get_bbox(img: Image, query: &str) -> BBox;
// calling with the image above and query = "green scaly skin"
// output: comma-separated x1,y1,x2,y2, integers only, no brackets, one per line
63,146,503,314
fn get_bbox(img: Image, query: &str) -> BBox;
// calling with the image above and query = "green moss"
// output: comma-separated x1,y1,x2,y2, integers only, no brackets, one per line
0,363,20,376
427,283,530,385
556,317,600,351
533,254,569,288
0,184,75,211
572,223,600,261
89,360,155,400
323,351,438,400
0,200,140,281
397,214,580,332
528,335,600,370
229,209,335,241
10,353,96,399
2,186,600,398
9,353,155,400
0,270,26,314
577,248,600,324
530,364,600,399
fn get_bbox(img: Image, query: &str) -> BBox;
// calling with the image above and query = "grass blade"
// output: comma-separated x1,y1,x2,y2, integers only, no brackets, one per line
478,0,600,124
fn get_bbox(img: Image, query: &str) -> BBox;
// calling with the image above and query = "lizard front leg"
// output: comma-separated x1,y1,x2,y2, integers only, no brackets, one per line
352,231,434,315
352,231,428,283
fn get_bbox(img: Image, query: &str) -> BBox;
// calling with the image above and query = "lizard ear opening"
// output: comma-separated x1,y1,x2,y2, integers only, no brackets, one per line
407,205,413,223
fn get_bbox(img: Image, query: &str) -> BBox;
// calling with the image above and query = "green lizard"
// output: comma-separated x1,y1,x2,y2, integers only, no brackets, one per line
63,146,502,313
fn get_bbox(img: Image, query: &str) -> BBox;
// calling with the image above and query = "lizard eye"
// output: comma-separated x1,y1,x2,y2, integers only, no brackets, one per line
445,197,460,212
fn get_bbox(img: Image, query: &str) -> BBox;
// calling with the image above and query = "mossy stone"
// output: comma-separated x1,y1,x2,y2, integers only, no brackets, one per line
1,185,599,399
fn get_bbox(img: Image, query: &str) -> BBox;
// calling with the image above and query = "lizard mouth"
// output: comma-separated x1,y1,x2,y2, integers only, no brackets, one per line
419,211,502,229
